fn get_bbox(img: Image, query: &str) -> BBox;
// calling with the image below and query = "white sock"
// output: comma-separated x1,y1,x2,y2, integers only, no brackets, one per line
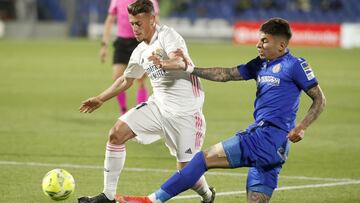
191,176,212,202
102,142,126,200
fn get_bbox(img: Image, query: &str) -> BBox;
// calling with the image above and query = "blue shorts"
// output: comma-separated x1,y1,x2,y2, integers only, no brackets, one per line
222,122,290,196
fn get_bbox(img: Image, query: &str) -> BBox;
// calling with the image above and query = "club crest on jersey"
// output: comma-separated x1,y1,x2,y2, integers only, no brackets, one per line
272,63,281,73
154,48,165,58
300,61,315,80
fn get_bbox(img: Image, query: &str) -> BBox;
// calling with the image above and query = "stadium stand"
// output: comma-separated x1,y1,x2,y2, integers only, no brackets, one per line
169,0,359,23
1,0,359,43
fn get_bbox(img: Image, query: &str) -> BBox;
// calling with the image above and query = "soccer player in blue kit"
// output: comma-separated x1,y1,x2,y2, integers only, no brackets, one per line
116,18,326,203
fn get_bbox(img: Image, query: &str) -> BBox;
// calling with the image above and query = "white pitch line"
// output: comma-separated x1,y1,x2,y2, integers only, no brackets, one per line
173,181,360,200
2,160,359,201
204,171,355,182
0,160,356,182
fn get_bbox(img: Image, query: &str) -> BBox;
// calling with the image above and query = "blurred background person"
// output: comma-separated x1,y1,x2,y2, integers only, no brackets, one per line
321,0,343,11
99,0,159,115
0,0,16,21
15,0,37,22
297,0,311,12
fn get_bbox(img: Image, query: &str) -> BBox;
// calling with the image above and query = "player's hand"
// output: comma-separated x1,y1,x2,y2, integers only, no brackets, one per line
287,124,306,143
172,48,185,59
173,48,191,71
148,51,162,67
100,46,107,63
148,48,188,71
79,97,104,113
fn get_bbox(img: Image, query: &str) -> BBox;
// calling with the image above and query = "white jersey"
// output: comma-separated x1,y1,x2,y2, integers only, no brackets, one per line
124,25,204,115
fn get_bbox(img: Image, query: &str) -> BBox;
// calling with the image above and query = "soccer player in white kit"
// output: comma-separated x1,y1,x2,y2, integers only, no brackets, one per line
78,0,215,203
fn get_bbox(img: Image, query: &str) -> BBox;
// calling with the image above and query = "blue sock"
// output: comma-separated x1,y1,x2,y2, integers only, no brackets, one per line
154,152,208,202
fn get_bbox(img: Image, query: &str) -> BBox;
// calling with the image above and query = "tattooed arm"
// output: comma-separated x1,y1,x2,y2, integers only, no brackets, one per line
148,48,245,82
288,85,326,143
192,66,244,82
301,85,326,127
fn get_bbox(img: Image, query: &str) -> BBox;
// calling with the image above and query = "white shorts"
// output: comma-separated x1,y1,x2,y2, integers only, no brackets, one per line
119,101,206,162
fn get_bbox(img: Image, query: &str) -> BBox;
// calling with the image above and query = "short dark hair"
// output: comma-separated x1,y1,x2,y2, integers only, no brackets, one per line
260,18,292,41
127,0,154,16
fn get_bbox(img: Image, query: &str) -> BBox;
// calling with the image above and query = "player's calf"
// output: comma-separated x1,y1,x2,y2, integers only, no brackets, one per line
247,191,270,203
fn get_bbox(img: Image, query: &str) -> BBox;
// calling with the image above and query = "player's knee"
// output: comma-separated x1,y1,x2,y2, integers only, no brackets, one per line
203,149,214,162
203,143,230,168
204,144,226,158
108,128,122,145
108,122,132,145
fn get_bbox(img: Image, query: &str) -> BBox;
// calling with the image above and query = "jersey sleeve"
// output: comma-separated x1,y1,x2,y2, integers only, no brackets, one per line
237,57,262,80
160,27,195,67
124,63,145,79
108,0,117,15
124,48,146,79
161,28,186,54
292,58,318,91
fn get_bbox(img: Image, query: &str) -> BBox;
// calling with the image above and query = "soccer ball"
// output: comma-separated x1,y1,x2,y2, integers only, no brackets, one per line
42,169,75,201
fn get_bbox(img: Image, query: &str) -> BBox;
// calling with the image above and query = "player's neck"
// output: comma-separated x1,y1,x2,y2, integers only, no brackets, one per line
144,26,157,45
267,50,288,62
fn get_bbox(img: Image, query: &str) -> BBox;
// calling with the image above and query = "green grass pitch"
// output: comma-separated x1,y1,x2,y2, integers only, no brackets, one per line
0,39,360,202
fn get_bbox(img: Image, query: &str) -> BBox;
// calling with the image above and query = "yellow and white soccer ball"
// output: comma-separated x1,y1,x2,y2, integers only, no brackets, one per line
42,169,75,201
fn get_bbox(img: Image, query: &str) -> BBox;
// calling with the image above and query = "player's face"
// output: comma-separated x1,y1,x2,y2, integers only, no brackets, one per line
129,13,156,44
256,32,287,61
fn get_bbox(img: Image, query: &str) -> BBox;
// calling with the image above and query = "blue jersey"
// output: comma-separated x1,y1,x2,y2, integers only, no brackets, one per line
238,51,318,132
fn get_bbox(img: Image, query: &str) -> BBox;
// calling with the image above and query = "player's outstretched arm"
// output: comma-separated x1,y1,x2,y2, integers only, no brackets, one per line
79,76,135,113
192,66,244,82
79,97,103,113
288,85,326,143
171,48,244,82
149,48,244,82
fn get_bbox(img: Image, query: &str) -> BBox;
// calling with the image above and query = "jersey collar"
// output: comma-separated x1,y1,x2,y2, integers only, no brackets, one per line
266,49,290,66
148,24,161,45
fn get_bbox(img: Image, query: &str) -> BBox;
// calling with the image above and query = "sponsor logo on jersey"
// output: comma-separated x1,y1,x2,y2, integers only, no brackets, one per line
144,63,166,81
257,75,280,86
272,63,281,73
300,61,315,80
